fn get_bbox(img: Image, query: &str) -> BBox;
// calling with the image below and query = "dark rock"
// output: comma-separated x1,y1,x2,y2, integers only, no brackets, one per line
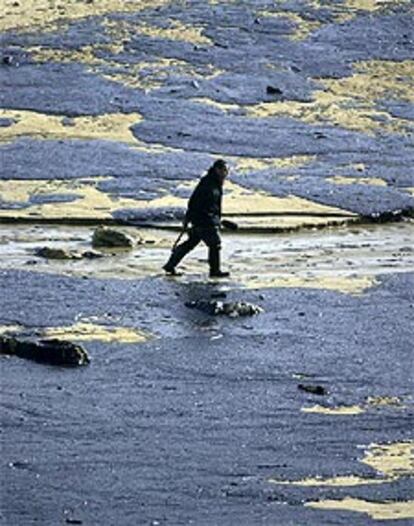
92,227,135,248
298,384,327,396
186,300,263,317
35,247,82,260
363,209,408,223
81,250,104,259
0,335,90,366
266,85,283,96
2,56,14,66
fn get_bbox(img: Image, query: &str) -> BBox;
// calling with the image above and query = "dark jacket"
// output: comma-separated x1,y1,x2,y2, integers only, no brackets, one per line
185,170,223,228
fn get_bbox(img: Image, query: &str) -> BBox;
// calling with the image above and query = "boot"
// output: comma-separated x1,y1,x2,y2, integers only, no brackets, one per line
163,249,182,275
162,263,180,276
163,236,198,274
209,246,230,278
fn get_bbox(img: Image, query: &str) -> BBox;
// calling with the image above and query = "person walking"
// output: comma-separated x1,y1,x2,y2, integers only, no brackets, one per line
163,159,230,278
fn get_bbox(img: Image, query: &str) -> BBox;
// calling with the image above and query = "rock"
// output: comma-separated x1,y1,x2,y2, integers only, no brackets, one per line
0,335,90,366
185,300,263,317
92,227,134,248
81,250,104,259
2,56,14,66
266,85,283,96
298,384,327,396
35,247,82,260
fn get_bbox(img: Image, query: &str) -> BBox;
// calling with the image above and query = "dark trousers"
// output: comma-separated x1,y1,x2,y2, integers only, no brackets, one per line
164,226,222,273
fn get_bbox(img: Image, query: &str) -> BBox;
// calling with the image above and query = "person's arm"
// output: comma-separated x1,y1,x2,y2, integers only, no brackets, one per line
186,179,214,228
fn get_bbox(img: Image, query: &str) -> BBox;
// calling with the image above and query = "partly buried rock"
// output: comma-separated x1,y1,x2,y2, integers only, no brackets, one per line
35,247,104,260
186,300,263,317
0,335,90,366
92,227,135,248
35,247,82,260
81,249,104,259
298,384,327,396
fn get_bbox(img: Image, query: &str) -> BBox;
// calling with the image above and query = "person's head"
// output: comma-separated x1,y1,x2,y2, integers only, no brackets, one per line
210,159,229,184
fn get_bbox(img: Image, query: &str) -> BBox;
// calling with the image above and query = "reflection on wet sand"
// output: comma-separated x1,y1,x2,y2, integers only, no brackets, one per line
0,221,413,296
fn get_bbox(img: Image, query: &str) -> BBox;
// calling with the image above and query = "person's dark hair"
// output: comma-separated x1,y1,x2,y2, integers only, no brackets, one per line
212,159,227,170
207,159,227,178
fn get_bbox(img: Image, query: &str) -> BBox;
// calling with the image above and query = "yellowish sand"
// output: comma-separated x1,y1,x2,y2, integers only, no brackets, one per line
301,396,404,417
0,109,142,145
305,498,414,520
241,274,375,295
302,404,365,415
256,11,321,40
367,396,403,407
229,155,316,172
0,177,355,226
270,475,386,487
223,181,353,216
0,109,182,153
0,0,170,32
310,0,413,23
269,441,414,491
327,176,387,187
0,178,187,220
364,442,413,478
247,60,414,134
44,321,149,343
136,20,212,46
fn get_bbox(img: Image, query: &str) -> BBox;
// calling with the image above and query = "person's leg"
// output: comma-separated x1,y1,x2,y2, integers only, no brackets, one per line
163,229,200,273
201,228,230,278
